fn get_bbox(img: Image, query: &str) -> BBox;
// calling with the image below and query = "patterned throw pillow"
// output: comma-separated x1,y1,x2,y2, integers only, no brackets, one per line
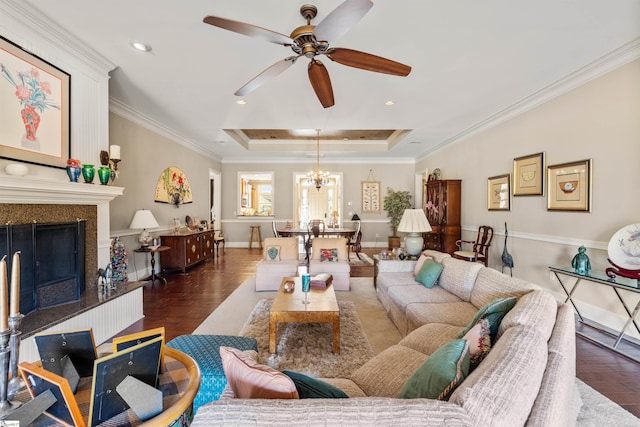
398,339,470,400
219,346,299,399
462,318,491,370
458,297,518,342
265,245,281,261
320,248,338,262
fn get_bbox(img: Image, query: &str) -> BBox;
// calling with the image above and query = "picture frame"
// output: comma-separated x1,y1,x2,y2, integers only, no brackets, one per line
487,174,511,211
547,159,592,211
361,181,381,213
112,326,165,372
513,152,544,196
19,361,84,427
34,328,97,378
89,336,163,427
0,36,71,169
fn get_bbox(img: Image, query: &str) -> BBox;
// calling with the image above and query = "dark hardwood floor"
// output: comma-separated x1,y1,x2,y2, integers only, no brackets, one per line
113,247,640,418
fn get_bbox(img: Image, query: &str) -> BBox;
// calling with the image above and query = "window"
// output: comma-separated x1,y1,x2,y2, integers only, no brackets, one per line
238,172,274,217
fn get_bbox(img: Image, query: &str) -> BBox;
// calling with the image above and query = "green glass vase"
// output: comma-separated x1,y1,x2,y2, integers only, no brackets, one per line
98,166,111,185
82,164,95,183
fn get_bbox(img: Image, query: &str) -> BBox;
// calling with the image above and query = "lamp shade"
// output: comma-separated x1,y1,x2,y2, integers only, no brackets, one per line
397,209,432,234
129,209,159,230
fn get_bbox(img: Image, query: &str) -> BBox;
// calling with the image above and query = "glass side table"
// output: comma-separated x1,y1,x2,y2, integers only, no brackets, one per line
373,254,418,289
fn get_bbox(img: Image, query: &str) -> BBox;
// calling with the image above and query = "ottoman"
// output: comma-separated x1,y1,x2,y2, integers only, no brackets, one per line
166,334,258,413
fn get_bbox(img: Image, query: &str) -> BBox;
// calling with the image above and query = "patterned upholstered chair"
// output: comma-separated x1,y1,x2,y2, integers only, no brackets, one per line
255,237,299,291
308,237,351,291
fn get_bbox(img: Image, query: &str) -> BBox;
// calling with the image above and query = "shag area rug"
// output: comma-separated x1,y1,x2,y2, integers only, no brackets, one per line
239,299,374,379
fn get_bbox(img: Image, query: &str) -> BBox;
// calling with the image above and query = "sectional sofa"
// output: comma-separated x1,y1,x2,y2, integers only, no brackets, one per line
192,250,581,426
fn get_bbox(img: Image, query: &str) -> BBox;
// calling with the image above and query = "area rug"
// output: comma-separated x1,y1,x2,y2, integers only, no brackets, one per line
239,299,374,379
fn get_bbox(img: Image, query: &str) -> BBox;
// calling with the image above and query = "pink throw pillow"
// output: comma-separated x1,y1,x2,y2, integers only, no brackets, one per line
219,346,299,399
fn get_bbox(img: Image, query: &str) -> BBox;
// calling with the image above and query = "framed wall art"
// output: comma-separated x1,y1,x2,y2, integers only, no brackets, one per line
487,174,511,211
513,152,544,196
361,181,381,213
155,166,193,206
547,159,592,211
0,36,70,169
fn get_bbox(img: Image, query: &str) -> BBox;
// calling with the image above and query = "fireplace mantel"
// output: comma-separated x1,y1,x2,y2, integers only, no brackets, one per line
0,173,123,204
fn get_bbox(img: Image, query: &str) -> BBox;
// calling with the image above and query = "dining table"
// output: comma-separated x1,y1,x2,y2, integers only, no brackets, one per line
276,227,359,260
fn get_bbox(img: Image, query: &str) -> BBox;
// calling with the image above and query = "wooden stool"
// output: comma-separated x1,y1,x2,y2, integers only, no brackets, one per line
249,225,263,249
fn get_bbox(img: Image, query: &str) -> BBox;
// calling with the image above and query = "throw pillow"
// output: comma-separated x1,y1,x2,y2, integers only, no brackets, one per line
462,318,491,370
398,339,470,400
219,346,299,399
414,254,433,276
414,259,444,288
282,371,349,399
265,245,281,261
458,297,518,342
320,248,338,262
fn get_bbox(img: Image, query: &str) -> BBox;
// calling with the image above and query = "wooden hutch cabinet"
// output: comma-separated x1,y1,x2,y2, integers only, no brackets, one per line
423,179,461,255
160,230,215,272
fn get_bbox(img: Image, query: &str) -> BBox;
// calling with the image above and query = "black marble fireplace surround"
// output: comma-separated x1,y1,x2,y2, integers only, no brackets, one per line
0,221,86,315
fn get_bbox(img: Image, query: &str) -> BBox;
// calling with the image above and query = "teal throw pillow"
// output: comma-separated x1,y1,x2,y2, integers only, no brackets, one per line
415,259,444,288
282,370,349,399
458,297,518,342
265,245,281,261
398,339,470,400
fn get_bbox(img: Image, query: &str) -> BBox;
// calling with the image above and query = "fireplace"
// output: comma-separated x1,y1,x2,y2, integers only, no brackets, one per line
1,221,86,314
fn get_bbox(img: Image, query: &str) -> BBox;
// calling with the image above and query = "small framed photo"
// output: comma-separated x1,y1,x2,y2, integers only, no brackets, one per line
513,152,544,196
547,159,592,211
487,174,511,211
19,361,84,427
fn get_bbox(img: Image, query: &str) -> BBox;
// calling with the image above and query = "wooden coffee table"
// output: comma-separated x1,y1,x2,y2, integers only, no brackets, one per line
269,276,340,354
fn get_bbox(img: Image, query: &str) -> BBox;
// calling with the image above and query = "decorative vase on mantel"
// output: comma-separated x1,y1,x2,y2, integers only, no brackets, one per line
98,166,111,185
82,164,95,184
66,166,81,182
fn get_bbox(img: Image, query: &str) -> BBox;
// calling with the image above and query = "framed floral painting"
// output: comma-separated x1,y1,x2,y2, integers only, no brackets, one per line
547,159,592,211
0,36,70,169
361,181,381,213
155,167,193,206
487,174,511,211
513,152,544,196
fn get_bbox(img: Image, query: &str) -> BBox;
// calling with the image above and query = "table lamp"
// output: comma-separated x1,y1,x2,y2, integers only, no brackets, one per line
129,209,159,248
397,209,432,256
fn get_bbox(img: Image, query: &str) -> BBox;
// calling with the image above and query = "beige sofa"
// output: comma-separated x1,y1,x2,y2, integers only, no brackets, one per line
308,237,351,291
193,250,580,426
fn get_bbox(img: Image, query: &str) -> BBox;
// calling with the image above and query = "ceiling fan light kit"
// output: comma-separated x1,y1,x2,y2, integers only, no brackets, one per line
203,0,411,108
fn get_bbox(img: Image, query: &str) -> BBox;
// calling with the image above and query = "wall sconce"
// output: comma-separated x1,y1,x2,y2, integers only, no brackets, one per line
99,145,121,182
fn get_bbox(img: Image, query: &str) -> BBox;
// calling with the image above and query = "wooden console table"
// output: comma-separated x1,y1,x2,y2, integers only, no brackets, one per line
160,230,215,273
549,266,640,363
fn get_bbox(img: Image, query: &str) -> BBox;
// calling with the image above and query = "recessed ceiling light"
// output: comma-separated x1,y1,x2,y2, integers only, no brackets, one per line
384,100,395,106
236,99,247,105
130,41,152,52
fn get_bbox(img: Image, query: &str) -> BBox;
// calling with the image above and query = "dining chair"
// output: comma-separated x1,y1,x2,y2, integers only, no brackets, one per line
305,219,325,262
453,225,494,267
346,220,362,261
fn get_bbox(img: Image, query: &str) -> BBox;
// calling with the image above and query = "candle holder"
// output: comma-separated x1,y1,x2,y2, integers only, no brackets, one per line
0,330,19,415
7,313,25,400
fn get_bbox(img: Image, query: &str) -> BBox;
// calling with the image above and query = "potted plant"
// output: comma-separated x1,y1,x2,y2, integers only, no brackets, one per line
383,188,412,249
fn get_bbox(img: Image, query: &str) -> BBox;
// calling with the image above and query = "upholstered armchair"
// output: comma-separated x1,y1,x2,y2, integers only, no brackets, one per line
255,237,299,291
308,237,351,291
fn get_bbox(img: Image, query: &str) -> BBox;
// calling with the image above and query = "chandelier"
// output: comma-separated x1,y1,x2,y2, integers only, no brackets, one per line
306,129,330,190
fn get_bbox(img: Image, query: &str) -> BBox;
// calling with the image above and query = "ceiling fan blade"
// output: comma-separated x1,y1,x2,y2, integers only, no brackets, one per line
313,0,373,43
326,48,411,76
235,56,298,96
308,60,335,108
203,15,293,46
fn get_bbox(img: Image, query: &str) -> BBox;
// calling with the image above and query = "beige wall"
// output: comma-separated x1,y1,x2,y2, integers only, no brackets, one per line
417,59,640,337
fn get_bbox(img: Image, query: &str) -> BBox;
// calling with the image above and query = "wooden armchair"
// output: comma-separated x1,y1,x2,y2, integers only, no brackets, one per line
453,225,494,267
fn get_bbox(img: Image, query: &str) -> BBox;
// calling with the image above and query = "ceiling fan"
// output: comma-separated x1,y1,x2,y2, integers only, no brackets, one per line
203,0,411,108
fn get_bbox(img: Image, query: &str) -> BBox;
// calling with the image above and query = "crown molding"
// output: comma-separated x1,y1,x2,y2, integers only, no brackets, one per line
109,98,222,162
418,37,640,160
0,0,115,76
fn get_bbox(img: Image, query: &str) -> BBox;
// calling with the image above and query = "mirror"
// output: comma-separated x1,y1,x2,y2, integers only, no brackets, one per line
238,172,274,217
